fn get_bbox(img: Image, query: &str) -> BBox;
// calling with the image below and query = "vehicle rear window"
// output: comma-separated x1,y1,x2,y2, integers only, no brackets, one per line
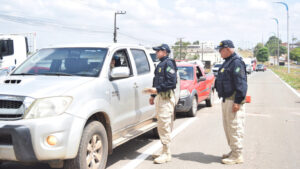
150,53,159,62
131,49,150,75
0,39,14,56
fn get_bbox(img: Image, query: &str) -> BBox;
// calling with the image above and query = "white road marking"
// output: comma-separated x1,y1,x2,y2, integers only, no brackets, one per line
120,117,197,169
270,70,300,98
246,113,270,117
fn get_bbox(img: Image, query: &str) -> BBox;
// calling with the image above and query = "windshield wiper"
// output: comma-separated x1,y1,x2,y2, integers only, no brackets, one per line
40,72,73,76
12,73,35,75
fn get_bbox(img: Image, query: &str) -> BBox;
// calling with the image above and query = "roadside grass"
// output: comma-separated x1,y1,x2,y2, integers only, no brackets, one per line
269,66,300,92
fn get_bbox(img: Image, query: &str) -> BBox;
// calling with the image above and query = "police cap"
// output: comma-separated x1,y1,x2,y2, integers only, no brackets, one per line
153,44,171,53
216,40,235,50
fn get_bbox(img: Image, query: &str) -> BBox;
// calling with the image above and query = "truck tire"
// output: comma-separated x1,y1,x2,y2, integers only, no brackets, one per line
187,96,197,117
205,89,213,107
64,121,108,169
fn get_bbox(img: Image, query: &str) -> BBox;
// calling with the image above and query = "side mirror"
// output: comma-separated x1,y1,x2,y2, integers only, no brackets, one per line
110,67,130,79
198,77,206,82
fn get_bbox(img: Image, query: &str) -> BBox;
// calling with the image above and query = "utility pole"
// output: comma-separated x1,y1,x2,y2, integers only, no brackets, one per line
262,33,264,47
113,11,126,43
274,2,290,73
201,42,204,61
178,37,184,60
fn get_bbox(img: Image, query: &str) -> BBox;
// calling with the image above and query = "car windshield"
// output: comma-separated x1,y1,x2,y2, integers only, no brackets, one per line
178,66,194,80
12,48,108,77
257,64,264,68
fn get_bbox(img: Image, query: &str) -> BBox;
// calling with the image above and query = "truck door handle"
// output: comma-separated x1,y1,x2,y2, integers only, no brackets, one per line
133,83,139,88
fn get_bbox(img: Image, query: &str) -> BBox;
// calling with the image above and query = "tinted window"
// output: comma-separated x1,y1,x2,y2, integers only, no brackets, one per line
178,66,194,80
131,49,150,75
150,53,159,62
13,48,108,77
0,40,14,56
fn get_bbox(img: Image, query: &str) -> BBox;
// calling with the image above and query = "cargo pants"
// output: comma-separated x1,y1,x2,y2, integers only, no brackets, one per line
222,99,246,157
154,91,175,147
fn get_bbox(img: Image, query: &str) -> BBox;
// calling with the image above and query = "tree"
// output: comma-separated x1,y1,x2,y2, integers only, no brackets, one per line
290,47,300,62
265,36,287,56
254,43,264,58
279,45,287,55
172,41,191,59
192,41,199,45
256,47,269,62
193,54,200,60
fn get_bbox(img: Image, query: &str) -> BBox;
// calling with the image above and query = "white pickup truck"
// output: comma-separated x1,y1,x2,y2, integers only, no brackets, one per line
0,43,179,169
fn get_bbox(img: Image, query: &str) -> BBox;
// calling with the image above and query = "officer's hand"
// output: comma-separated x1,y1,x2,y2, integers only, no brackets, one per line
232,103,240,113
143,87,157,94
149,96,155,105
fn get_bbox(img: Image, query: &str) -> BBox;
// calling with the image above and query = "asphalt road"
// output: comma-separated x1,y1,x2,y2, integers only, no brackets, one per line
2,70,300,169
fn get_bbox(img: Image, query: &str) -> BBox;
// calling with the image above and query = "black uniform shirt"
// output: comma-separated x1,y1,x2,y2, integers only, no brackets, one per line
216,52,248,104
152,56,177,93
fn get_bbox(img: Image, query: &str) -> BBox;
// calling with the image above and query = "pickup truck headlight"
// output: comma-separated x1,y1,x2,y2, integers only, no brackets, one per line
24,97,72,119
180,89,190,98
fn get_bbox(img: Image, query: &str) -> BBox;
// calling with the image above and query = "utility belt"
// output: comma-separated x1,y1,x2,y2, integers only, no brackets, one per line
158,90,174,100
222,92,245,104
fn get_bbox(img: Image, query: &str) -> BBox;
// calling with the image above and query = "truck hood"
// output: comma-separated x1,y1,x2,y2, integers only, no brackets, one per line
180,80,194,91
0,75,95,98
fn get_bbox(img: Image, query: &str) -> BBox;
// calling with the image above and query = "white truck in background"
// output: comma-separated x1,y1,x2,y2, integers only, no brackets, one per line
0,33,36,76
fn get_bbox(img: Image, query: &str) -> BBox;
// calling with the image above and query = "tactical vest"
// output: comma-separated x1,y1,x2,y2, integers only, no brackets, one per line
215,56,242,98
153,57,177,91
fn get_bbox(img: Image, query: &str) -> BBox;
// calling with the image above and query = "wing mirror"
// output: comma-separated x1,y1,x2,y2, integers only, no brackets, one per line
198,77,206,82
110,67,130,79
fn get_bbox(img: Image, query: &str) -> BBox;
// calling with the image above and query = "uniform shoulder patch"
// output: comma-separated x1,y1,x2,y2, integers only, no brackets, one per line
235,67,240,73
167,66,175,74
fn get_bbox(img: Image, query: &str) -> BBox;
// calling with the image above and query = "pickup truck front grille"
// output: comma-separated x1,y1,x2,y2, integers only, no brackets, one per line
0,95,28,121
0,100,23,109
0,114,23,119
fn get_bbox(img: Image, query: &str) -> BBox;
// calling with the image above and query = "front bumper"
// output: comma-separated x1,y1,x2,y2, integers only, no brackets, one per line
0,125,36,162
175,95,193,113
0,113,85,162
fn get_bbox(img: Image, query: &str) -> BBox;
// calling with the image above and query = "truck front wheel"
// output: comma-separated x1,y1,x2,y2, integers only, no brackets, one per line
64,121,108,169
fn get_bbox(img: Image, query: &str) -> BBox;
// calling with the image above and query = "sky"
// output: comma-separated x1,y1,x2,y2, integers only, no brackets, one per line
0,0,299,49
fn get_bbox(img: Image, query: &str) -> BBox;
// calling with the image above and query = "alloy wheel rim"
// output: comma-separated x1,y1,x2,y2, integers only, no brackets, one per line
86,134,103,169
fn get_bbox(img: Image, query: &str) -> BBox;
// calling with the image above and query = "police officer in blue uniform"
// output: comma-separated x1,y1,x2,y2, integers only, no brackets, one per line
215,40,248,164
144,44,177,164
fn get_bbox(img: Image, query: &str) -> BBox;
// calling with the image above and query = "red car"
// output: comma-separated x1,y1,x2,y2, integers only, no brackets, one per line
176,62,215,117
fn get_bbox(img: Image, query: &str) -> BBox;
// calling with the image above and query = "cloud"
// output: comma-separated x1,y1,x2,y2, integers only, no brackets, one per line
0,0,299,48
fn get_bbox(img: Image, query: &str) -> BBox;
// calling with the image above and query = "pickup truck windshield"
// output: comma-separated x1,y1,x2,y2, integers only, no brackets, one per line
13,48,108,77
178,66,194,80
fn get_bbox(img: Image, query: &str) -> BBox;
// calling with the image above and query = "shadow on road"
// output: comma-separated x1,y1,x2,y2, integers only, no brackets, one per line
172,152,221,164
